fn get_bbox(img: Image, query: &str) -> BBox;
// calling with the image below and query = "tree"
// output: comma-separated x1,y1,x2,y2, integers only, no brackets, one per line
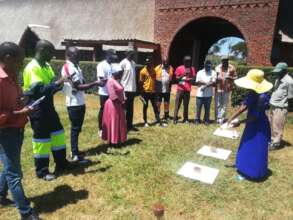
230,42,248,59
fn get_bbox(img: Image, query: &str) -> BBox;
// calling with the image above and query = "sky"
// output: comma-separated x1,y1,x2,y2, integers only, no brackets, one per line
214,37,244,56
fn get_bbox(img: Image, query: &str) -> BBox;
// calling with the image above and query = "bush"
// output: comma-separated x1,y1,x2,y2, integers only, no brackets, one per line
231,66,293,112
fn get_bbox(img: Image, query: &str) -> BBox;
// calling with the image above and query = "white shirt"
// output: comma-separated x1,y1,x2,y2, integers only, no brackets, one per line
62,60,85,107
120,58,137,92
161,67,171,93
97,60,113,96
196,69,217,97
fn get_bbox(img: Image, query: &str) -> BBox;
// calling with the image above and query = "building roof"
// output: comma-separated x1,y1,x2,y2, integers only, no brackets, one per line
0,0,155,49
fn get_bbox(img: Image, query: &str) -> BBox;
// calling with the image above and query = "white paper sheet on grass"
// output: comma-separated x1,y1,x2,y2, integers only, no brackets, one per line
197,145,232,160
177,161,219,184
213,128,239,139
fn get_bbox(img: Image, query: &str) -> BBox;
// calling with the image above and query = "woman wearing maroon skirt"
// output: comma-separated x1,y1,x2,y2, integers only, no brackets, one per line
102,65,127,145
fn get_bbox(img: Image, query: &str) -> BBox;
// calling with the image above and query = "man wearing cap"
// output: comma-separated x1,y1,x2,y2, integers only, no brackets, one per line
97,49,116,137
139,56,161,127
215,56,237,124
269,62,293,150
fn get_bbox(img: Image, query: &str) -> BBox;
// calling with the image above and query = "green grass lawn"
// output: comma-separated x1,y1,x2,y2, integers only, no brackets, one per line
1,94,293,220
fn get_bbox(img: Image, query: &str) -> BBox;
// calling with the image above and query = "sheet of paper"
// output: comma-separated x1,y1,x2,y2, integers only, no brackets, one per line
197,145,232,160
177,161,219,184
213,128,239,139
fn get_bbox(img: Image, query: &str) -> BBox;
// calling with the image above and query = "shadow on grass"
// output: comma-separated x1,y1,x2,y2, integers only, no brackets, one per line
85,138,142,156
70,160,113,176
31,185,88,213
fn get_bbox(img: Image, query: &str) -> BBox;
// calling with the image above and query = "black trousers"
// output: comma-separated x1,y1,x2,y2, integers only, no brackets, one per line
30,110,67,178
142,93,160,123
174,90,191,121
125,92,136,129
98,95,109,130
67,105,86,156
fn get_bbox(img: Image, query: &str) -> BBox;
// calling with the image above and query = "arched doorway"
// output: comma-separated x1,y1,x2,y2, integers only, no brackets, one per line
168,17,245,69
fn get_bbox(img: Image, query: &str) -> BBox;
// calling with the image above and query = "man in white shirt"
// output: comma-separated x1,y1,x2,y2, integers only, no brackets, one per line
62,46,104,162
215,56,237,124
195,60,217,125
120,51,137,131
96,49,116,136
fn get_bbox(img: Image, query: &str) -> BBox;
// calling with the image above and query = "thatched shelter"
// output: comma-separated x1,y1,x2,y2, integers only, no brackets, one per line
0,0,156,61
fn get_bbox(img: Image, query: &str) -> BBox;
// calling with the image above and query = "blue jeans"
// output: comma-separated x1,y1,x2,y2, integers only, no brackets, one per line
0,128,32,217
196,97,212,122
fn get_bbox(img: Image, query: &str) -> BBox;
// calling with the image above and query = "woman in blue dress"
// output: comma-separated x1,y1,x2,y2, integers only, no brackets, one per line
227,69,273,180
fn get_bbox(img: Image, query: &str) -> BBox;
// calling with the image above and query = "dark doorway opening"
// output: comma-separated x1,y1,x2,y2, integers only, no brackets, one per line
168,17,245,69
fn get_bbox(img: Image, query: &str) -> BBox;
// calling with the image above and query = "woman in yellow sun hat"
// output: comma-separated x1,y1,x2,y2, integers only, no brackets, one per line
227,69,273,181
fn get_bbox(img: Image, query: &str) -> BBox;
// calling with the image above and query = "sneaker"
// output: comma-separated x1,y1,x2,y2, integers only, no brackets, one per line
144,123,150,127
269,143,281,151
99,130,103,138
71,155,91,164
42,173,56,181
204,121,210,126
173,120,178,125
0,197,14,206
236,175,245,181
21,210,41,220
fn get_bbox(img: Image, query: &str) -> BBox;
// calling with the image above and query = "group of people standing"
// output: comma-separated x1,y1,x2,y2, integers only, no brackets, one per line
0,38,292,220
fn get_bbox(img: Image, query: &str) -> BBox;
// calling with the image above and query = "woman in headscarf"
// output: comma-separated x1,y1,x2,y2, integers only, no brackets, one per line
227,69,273,181
102,64,127,145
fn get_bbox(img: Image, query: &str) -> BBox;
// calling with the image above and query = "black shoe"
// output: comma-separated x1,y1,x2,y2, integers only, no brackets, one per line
128,127,139,132
21,210,41,220
42,173,56,181
0,197,14,206
55,161,77,176
173,120,178,125
182,119,189,124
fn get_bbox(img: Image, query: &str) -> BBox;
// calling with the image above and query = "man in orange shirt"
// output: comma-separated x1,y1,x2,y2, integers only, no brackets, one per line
0,42,40,220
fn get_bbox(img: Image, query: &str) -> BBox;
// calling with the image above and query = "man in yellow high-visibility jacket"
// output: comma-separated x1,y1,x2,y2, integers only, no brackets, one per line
23,40,69,181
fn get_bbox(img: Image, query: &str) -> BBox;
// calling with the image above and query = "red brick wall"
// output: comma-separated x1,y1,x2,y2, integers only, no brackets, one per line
155,0,280,66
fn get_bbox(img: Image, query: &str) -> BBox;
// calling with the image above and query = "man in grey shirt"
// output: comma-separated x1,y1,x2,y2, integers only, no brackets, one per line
269,62,293,150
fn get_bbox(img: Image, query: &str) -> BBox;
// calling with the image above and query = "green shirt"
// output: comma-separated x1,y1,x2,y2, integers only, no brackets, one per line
270,74,293,108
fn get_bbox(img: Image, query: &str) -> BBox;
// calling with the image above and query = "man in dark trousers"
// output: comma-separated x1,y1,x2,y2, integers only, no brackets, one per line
96,49,116,137
173,56,196,124
23,40,69,181
120,51,138,131
62,46,105,162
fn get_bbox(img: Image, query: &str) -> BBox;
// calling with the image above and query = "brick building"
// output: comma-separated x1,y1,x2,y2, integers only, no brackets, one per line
0,0,291,67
